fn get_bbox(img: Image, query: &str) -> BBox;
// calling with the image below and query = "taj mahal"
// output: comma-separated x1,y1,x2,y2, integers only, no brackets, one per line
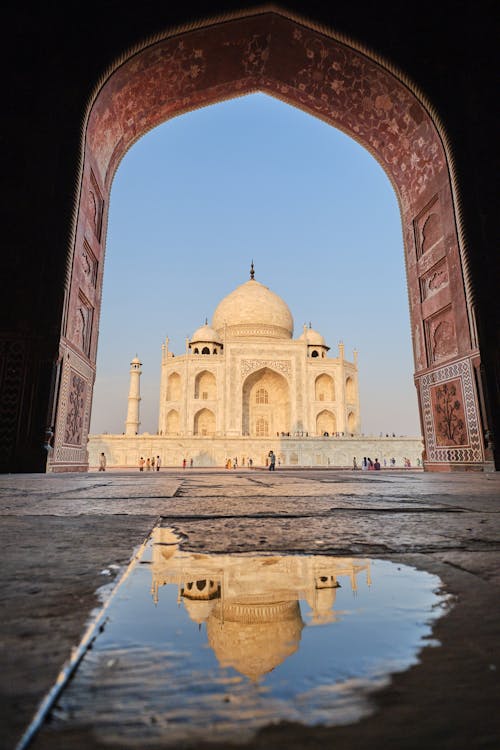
88,265,423,468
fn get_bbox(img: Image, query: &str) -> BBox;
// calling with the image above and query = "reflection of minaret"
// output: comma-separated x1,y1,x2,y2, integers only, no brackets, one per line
125,356,142,436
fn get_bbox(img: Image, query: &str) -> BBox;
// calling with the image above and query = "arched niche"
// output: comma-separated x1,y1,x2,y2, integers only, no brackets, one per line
50,9,488,471
166,372,182,401
242,367,290,436
166,409,180,435
345,377,355,403
315,374,335,401
194,407,215,436
316,409,336,435
194,370,216,400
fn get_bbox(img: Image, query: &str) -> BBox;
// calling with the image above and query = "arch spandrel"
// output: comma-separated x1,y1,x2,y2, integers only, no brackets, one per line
50,9,489,471
86,12,445,206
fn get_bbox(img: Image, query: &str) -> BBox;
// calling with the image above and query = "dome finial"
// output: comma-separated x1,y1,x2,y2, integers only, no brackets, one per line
250,260,255,280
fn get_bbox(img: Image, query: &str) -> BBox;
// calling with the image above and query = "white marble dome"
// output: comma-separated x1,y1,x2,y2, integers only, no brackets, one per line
190,322,221,345
299,327,328,348
212,279,294,339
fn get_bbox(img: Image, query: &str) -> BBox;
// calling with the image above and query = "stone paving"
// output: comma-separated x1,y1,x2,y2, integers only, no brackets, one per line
0,469,499,749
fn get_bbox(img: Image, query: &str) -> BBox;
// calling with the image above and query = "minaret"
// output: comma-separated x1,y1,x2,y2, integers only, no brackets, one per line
125,355,142,436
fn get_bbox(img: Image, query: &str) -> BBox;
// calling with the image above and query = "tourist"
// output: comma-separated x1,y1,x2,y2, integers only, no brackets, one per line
190,458,193,468
374,458,381,470
268,450,276,471
151,456,155,470
156,455,161,471
362,457,368,470
367,458,374,470
248,458,253,468
139,457,145,471
352,457,358,470
182,458,187,469
98,452,106,471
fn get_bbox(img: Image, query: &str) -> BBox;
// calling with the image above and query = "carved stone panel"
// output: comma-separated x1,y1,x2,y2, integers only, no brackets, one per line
420,259,449,301
89,170,104,240
419,357,483,464
81,240,98,288
414,197,445,260
430,378,468,447
64,371,87,446
71,292,94,357
425,306,458,365
50,345,94,469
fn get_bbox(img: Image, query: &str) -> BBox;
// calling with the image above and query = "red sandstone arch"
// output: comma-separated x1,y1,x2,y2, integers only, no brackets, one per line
49,9,487,471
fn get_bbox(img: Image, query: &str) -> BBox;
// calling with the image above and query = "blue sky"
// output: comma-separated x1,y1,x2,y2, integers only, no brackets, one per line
90,93,420,436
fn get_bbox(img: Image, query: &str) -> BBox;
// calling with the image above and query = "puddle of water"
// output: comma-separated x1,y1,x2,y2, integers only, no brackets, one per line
43,527,451,747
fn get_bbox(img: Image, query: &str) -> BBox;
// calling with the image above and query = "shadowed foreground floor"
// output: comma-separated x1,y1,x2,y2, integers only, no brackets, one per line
0,469,499,749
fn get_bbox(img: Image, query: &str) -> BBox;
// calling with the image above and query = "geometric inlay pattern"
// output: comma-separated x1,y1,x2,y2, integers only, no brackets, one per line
419,357,483,463
51,345,94,466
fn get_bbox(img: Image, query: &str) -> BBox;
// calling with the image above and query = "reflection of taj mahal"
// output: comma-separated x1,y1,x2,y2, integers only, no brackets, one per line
151,527,371,682
159,264,360,439
88,265,424,467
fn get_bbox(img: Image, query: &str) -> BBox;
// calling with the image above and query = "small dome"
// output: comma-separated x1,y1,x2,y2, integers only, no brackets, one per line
130,355,142,364
212,279,294,339
190,323,221,345
299,327,328,348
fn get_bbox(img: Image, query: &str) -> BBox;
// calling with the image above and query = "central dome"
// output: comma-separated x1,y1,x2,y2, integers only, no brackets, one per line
212,278,294,340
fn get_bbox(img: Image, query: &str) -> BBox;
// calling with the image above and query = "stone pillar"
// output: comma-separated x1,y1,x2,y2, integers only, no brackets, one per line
125,356,142,436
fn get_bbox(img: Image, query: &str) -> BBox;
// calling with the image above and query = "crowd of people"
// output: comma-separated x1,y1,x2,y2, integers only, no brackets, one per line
352,456,416,470
138,456,161,471
98,453,417,471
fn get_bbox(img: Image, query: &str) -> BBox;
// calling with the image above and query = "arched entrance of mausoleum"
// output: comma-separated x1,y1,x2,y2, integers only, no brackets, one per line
46,9,493,472
242,368,290,437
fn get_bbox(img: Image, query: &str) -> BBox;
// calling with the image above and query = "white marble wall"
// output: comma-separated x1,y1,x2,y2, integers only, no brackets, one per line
88,434,424,469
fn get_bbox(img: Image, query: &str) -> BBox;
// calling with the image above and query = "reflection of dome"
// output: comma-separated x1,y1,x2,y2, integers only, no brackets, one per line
183,597,218,624
212,279,294,340
206,601,304,681
190,322,221,345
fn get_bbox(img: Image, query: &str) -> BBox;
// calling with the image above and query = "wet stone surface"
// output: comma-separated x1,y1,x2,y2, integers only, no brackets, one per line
1,469,499,750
